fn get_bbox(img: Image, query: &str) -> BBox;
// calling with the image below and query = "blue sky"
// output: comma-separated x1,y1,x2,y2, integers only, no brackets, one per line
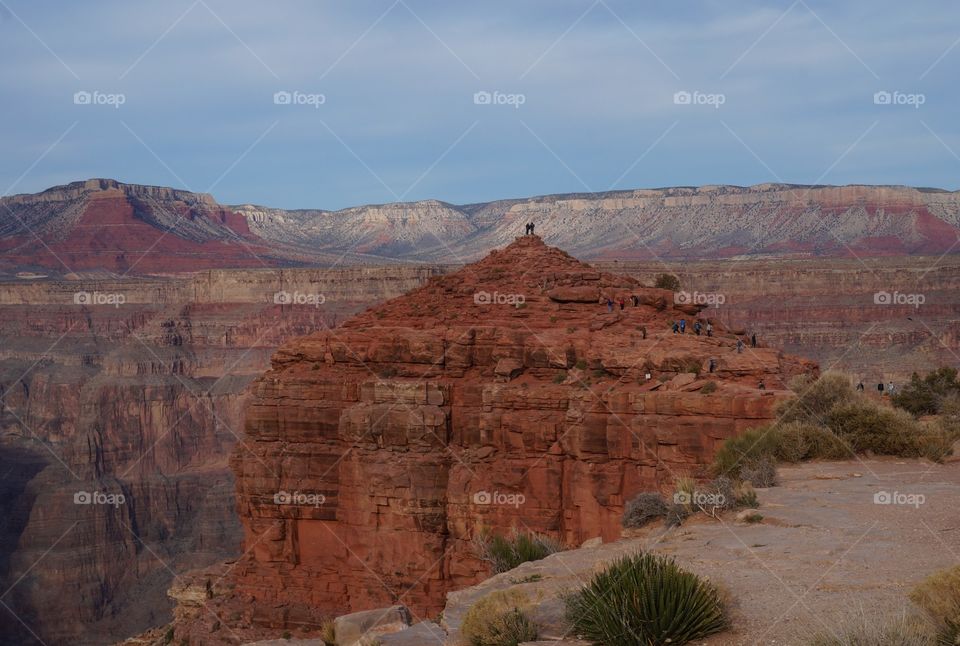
1,0,958,209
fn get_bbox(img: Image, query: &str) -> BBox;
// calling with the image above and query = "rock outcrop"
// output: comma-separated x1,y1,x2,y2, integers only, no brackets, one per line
230,236,815,627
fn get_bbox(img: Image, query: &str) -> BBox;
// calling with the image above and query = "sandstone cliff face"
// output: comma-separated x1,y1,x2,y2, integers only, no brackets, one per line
230,237,815,627
0,266,441,646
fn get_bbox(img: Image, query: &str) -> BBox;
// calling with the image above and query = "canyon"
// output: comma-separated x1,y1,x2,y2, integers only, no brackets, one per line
1,179,959,644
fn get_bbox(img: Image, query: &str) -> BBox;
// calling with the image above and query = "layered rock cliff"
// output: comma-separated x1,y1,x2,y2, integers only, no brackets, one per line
0,266,442,646
230,236,815,627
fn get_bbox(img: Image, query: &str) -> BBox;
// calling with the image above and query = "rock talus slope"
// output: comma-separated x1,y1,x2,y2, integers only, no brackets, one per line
230,236,816,626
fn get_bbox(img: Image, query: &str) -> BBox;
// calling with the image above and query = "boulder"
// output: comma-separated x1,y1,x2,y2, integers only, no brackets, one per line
333,606,412,646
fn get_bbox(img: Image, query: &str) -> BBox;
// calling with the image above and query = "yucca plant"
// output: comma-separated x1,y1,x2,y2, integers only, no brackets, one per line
565,552,727,645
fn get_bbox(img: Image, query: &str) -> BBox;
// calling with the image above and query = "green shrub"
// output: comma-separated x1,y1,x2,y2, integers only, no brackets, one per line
474,529,561,574
700,381,718,394
774,421,851,462
893,367,960,416
827,401,923,456
711,427,780,480
461,589,538,646
622,492,667,528
566,552,727,645
654,273,681,291
575,359,588,370
553,371,567,384
778,371,856,425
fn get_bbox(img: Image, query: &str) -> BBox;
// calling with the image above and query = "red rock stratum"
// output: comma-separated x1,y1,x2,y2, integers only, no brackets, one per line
230,236,816,626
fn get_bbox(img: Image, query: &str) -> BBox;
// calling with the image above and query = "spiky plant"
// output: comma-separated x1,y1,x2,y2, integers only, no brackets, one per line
565,552,727,645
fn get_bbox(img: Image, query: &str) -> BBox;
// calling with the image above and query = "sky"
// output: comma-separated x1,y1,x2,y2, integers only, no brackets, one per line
1,0,958,210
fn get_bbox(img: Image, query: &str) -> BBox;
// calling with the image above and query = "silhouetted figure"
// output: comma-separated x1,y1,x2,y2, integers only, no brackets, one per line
706,322,713,337
877,382,884,393
751,333,757,348
631,294,639,307
709,358,716,373
530,222,535,235
679,318,686,333
736,338,744,353
856,381,865,391
694,321,702,336
606,297,614,312
524,222,531,235
641,325,647,339
672,322,679,334
618,297,625,311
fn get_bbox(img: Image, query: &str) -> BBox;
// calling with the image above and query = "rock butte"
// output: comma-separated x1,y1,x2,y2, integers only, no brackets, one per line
230,236,816,627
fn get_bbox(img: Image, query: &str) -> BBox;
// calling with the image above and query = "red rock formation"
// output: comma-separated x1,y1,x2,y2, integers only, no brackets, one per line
230,237,815,627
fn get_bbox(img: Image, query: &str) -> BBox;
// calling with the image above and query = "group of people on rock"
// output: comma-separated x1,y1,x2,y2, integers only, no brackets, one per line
524,222,536,235
670,318,715,337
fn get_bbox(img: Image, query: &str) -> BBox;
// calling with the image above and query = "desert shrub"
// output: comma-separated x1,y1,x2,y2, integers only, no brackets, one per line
700,381,718,394
774,421,851,462
553,371,567,384
320,619,336,645
738,456,778,488
575,359,588,370
664,502,691,527
461,589,538,646
711,427,780,480
735,482,759,508
911,565,960,641
827,401,923,456
779,371,856,425
474,529,561,574
654,273,681,291
805,612,936,645
622,492,668,528
565,552,727,645
893,367,960,416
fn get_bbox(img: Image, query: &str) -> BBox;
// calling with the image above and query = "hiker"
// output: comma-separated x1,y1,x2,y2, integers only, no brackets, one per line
694,321,702,336
618,297,625,311
751,333,757,348
758,379,766,390
672,321,679,334
706,322,713,337
888,381,895,394
606,297,614,312
736,338,744,353
524,222,530,235
877,382,884,393
631,294,639,307
679,318,686,333
708,358,716,373
641,325,647,339
530,222,535,235
856,381,865,392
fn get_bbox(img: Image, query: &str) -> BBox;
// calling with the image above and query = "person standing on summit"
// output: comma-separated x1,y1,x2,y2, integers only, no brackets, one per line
530,222,535,235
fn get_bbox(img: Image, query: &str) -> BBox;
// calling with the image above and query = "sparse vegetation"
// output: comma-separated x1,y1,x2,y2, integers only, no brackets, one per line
461,589,539,646
805,612,937,646
474,529,562,574
320,619,336,646
654,273,682,292
621,492,668,528
700,381,718,394
565,552,727,645
553,371,567,384
575,359,588,370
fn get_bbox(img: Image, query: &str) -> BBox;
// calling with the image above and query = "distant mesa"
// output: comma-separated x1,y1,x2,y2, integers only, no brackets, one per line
1,179,960,277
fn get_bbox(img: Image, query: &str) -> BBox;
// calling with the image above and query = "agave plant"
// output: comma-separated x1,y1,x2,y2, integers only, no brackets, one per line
565,552,727,646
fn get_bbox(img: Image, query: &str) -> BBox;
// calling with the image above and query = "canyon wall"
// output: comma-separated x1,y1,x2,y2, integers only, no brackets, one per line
0,266,442,646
